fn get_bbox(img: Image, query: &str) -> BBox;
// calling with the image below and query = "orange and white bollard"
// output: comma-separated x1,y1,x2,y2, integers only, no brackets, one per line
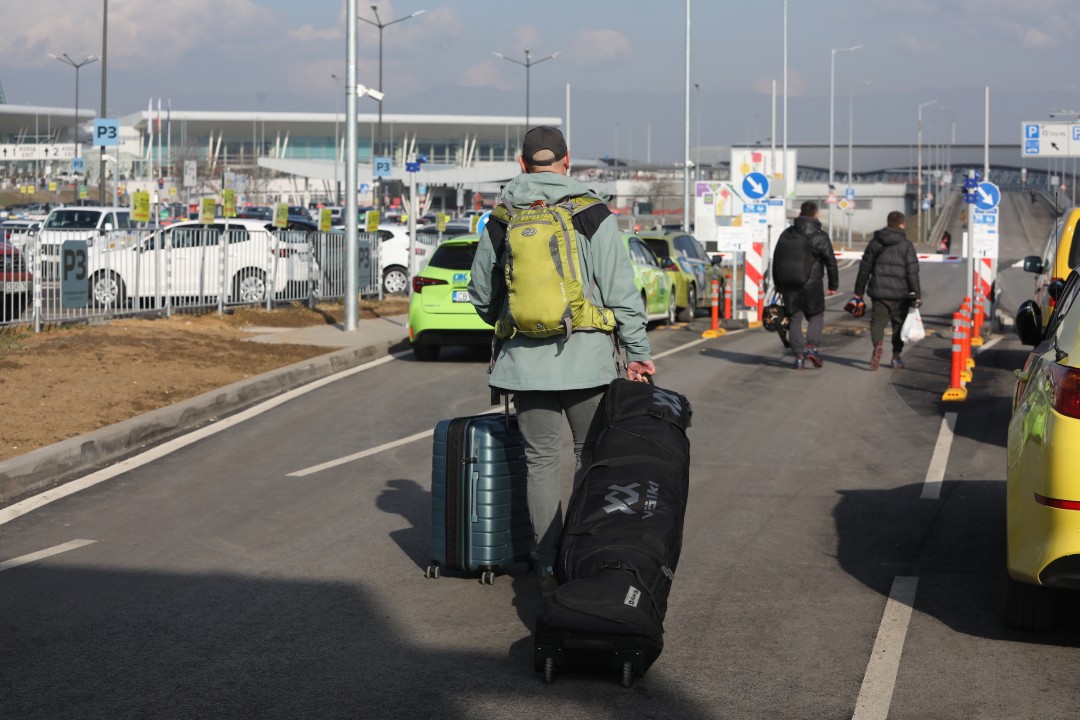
942,312,968,401
701,278,725,338
960,298,975,371
972,294,985,347
723,277,732,320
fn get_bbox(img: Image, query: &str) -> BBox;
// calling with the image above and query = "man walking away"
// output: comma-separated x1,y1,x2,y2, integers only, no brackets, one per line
772,201,839,369
853,211,921,370
468,126,655,596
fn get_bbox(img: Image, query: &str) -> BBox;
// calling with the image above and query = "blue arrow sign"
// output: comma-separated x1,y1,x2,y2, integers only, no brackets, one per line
974,182,1001,211
742,172,769,200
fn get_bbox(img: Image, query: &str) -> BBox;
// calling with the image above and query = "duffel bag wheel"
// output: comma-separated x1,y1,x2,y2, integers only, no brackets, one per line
544,657,556,684
621,661,633,688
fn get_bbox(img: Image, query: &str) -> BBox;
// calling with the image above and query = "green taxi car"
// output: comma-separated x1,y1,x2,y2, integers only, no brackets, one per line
622,233,676,325
640,231,723,322
407,234,493,361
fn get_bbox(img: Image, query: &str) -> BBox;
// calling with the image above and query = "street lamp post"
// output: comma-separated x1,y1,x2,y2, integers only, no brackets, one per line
360,5,426,211
492,49,561,128
829,44,861,237
917,99,937,247
331,73,342,205
49,53,99,172
694,83,701,180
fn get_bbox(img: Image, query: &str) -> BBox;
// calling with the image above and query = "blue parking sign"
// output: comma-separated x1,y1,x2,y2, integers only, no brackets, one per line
1025,124,1040,139
1026,140,1040,155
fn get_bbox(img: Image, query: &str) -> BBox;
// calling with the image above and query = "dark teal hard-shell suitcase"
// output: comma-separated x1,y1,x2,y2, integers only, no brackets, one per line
425,413,532,584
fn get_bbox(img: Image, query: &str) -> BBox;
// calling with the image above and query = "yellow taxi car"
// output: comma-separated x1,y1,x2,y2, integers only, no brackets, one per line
1006,270,1080,629
1023,206,1080,324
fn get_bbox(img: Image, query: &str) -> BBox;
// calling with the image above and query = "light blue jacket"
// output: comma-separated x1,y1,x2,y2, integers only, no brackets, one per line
468,172,650,392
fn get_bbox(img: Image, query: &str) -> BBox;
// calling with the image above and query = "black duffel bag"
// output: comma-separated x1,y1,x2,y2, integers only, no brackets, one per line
534,378,691,686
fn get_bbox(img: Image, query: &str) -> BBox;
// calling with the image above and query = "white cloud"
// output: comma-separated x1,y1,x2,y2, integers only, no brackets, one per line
569,29,631,64
898,33,938,54
290,25,343,43
460,61,513,91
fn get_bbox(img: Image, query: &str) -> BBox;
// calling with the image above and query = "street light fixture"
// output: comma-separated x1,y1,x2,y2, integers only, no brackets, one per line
360,5,425,210
49,53,99,171
492,49,561,128
829,44,861,237
917,99,937,247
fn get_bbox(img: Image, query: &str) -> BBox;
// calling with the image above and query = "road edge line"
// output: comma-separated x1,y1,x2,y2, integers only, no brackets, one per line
852,575,919,720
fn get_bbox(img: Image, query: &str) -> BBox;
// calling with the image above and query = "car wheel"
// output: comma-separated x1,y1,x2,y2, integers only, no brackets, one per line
665,288,677,325
1001,572,1059,630
233,269,267,304
383,266,409,295
412,342,440,361
89,271,127,308
677,284,697,322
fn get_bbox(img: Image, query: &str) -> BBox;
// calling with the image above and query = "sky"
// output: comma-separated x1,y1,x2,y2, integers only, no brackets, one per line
3,0,1079,166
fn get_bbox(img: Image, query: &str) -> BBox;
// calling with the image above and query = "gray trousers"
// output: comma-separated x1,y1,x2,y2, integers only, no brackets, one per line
788,311,824,355
514,387,607,570
870,298,909,355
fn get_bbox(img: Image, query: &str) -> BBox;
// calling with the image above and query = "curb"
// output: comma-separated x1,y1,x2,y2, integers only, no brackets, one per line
0,339,404,505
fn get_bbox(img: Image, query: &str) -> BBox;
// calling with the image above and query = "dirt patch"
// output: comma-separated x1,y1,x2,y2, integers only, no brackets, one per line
0,299,409,462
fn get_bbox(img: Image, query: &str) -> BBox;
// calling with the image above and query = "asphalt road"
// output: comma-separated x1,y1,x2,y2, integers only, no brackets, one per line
3,195,1079,720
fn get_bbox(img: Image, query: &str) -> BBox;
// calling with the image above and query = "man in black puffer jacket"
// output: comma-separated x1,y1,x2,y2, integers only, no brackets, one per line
773,201,839,369
853,211,921,370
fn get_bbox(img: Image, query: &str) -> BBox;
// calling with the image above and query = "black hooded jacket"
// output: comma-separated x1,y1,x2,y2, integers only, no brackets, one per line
854,226,921,302
776,216,839,316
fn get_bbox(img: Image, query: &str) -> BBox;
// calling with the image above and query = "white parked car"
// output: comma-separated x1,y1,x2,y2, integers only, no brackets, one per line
32,206,137,281
84,218,318,307
331,223,431,295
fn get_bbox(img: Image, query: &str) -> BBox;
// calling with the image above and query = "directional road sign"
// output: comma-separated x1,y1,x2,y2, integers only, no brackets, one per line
845,187,856,200
93,119,120,147
373,157,391,178
974,182,1001,211
72,157,86,173
742,172,769,200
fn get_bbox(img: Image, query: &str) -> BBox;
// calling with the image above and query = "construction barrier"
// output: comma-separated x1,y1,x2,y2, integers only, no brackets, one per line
745,241,763,327
974,257,993,301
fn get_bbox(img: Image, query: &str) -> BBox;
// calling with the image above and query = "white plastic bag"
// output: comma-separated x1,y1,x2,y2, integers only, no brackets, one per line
900,308,926,344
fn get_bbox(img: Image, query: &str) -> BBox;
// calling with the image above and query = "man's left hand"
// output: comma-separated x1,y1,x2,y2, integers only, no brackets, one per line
627,360,656,382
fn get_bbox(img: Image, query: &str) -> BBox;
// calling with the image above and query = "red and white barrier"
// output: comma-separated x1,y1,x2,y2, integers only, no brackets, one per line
833,251,964,263
974,257,993,299
745,241,763,310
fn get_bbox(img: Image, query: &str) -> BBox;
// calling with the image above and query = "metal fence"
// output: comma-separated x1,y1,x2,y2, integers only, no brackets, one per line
0,227,383,328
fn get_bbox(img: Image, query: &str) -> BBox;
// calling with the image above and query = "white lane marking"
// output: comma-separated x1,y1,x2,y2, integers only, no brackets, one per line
290,428,435,477
853,576,919,720
0,351,412,527
654,328,746,360
290,328,736,477
0,539,97,573
288,406,503,477
976,335,1003,354
921,413,958,500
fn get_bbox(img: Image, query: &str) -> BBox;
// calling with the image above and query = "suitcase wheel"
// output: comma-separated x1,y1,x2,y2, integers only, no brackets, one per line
424,564,441,580
621,661,633,689
480,570,496,585
543,657,556,685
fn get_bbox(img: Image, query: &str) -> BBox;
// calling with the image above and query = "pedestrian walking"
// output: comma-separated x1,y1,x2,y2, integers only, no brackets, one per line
771,201,839,369
468,126,655,596
853,211,922,370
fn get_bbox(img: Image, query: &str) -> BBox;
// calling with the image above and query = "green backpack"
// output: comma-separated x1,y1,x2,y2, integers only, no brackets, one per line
490,197,617,340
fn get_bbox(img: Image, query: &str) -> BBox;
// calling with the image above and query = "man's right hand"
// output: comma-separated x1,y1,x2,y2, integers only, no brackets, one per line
627,360,656,382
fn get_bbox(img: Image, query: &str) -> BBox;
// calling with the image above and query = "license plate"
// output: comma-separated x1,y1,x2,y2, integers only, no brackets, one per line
452,290,470,302
3,281,29,293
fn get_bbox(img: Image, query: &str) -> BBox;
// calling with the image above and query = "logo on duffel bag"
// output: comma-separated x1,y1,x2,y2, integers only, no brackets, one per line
624,585,641,607
652,388,684,416
603,481,660,519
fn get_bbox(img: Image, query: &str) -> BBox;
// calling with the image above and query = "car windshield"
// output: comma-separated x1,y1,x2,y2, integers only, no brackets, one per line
428,242,477,271
643,239,668,259
44,209,102,229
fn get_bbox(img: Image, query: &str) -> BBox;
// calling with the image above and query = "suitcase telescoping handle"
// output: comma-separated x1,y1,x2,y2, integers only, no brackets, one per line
470,471,479,523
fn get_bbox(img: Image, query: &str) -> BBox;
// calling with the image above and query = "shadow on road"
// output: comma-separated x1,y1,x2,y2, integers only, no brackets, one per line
377,478,431,572
0,564,721,719
833,480,1080,648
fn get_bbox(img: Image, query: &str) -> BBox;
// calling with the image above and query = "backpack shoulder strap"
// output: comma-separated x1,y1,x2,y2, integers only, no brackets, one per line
487,203,513,259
